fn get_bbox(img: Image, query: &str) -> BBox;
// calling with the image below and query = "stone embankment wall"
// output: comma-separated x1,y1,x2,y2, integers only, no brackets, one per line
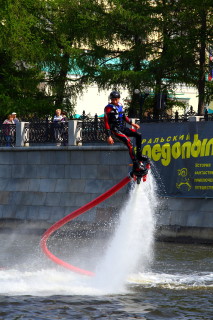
156,197,213,243
0,146,212,243
0,146,130,234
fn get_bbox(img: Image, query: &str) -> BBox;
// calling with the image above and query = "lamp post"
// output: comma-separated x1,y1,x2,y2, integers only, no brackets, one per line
134,88,150,122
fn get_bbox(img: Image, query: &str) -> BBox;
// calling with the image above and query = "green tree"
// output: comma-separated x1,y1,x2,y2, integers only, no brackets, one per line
80,0,213,116
179,0,213,115
150,0,213,115
39,0,108,114
75,0,155,117
1,0,212,118
0,0,53,117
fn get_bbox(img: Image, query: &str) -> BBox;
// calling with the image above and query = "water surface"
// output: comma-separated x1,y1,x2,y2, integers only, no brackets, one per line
0,175,212,319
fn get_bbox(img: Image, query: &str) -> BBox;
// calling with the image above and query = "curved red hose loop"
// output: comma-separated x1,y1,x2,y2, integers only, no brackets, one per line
40,176,131,276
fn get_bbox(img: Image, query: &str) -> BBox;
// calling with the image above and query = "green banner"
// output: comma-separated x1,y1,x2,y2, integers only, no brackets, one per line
140,121,213,198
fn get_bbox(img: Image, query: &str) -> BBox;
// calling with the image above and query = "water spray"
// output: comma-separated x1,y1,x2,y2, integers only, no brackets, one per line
40,176,132,276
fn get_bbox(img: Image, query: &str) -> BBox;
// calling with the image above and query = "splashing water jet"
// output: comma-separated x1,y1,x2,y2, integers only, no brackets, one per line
94,173,157,293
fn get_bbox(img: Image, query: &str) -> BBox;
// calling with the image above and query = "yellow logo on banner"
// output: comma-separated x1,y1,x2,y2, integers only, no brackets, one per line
141,134,213,166
176,168,192,191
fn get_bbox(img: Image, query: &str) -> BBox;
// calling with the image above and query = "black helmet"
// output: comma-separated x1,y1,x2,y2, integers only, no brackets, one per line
110,91,120,99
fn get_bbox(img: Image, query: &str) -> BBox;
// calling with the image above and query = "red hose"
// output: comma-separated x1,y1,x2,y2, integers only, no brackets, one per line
40,176,131,276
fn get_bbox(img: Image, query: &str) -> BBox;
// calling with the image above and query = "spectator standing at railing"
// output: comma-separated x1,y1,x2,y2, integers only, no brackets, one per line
3,114,14,147
61,111,68,121
12,112,19,124
61,111,68,145
53,108,65,146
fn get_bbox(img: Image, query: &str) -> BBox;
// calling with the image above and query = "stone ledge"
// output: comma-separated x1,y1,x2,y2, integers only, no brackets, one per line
0,145,127,152
156,225,213,244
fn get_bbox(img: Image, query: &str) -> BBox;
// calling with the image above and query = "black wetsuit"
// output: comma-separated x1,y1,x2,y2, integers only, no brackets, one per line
104,102,142,163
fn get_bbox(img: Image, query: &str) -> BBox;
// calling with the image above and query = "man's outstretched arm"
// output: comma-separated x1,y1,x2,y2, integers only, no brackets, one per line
104,106,114,144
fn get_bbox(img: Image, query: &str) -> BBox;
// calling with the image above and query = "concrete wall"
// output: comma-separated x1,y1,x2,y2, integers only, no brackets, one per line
156,197,213,243
0,146,130,233
0,146,213,243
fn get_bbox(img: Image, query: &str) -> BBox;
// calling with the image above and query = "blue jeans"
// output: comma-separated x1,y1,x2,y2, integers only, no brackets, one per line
5,135,12,147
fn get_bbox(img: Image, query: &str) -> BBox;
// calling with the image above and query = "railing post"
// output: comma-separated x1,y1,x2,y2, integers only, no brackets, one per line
204,109,208,121
68,120,82,146
175,111,179,122
94,114,98,140
16,122,29,147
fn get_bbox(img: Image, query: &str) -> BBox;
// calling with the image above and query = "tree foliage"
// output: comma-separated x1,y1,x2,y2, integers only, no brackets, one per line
0,0,212,118
0,0,53,117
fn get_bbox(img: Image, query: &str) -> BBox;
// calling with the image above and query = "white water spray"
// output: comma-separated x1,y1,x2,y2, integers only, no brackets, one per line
0,173,158,296
1,172,213,296
94,173,157,292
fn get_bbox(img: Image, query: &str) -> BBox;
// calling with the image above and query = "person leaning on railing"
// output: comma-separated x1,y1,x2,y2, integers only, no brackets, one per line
53,108,65,146
3,114,14,147
11,112,19,124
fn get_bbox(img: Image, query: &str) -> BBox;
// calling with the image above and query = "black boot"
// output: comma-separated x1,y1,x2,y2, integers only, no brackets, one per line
133,160,140,171
132,160,148,177
137,153,150,163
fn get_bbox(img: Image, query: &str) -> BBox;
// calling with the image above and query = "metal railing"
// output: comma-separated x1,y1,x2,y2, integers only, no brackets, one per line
139,107,212,123
24,122,69,145
0,124,16,147
0,109,213,147
82,118,106,143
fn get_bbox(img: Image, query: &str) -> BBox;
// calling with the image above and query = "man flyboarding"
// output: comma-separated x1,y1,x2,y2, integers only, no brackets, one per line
104,91,149,178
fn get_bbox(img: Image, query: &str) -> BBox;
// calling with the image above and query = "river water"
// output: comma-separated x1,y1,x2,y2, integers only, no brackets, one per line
0,175,212,319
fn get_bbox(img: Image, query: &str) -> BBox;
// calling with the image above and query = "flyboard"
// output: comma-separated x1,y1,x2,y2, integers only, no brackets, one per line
40,160,150,276
130,159,151,185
